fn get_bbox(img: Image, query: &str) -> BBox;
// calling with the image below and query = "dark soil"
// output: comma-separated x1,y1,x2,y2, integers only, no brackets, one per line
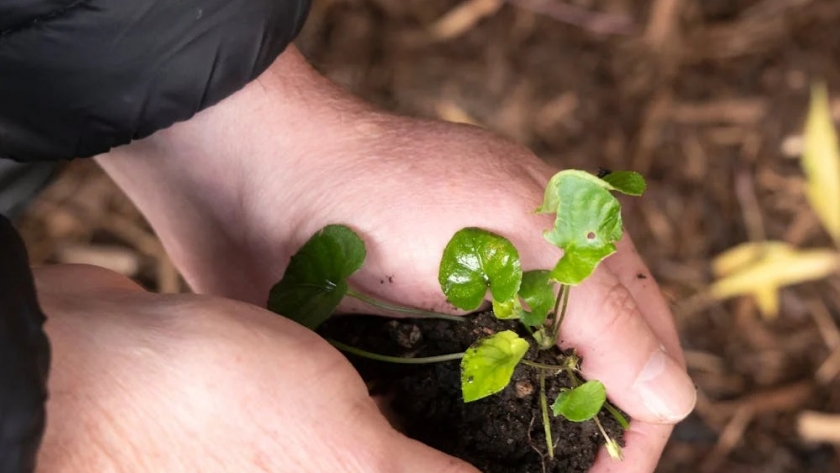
319,312,624,473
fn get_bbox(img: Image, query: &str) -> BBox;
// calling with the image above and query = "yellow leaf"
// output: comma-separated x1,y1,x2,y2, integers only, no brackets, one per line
803,83,840,246
709,242,839,319
754,285,780,319
712,241,792,277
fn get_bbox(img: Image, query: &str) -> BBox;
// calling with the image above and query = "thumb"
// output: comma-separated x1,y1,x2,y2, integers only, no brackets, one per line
557,266,696,424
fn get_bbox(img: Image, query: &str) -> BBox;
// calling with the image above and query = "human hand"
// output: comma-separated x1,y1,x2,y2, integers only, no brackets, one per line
34,264,476,473
97,46,695,472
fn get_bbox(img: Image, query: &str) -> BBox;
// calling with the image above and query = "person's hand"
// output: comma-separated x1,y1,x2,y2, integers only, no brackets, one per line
96,46,696,472
34,264,476,473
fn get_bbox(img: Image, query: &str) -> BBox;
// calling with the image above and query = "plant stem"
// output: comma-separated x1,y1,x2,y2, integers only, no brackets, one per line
593,416,611,447
539,369,555,460
604,401,630,429
551,284,571,340
521,359,565,371
328,339,465,364
346,288,464,322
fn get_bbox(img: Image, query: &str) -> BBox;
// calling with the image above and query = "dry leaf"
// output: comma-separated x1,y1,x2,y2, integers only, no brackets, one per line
802,83,840,246
710,241,840,319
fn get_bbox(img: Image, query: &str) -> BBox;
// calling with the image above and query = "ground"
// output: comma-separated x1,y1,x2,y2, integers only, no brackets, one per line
17,0,840,471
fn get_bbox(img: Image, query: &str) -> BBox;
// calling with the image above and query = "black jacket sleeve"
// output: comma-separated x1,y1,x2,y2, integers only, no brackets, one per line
0,0,311,162
0,2,311,471
0,215,49,473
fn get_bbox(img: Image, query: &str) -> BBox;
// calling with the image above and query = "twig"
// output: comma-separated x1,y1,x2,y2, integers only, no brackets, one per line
644,0,681,50
429,0,504,40
506,0,636,36
808,298,840,350
816,347,840,384
734,168,766,242
700,407,755,473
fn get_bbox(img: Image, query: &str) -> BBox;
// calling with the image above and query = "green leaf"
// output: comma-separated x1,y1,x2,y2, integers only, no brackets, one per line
492,297,524,320
600,171,646,196
267,225,366,329
551,380,607,422
537,170,625,285
518,270,555,326
439,228,522,310
461,330,529,402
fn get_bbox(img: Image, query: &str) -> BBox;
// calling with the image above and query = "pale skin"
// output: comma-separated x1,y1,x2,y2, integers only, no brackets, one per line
36,46,696,471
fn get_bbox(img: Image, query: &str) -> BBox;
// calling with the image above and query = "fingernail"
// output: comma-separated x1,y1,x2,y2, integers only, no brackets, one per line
633,349,697,423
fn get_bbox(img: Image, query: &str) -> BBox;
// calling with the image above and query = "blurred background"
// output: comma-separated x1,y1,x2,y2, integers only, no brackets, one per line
14,0,840,471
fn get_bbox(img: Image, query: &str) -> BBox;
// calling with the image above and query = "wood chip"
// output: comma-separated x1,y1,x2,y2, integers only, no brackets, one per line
715,381,813,417
672,99,768,125
435,100,480,126
645,0,681,51
55,244,140,277
798,410,840,444
701,406,755,473
429,0,504,41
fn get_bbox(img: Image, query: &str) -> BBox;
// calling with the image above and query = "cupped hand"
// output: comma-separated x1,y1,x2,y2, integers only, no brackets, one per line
246,116,694,473
97,46,695,472
34,264,476,473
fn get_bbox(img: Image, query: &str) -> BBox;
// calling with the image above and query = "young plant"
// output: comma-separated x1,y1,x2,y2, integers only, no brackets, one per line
267,168,645,461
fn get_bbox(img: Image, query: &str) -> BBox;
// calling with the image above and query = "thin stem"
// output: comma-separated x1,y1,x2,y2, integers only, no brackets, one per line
604,402,630,429
552,284,571,340
328,339,465,364
521,359,565,371
546,284,564,339
565,368,580,387
539,369,555,460
593,416,610,444
346,288,464,322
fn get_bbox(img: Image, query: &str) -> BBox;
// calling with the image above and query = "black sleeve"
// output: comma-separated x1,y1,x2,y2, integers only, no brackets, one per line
0,0,311,162
0,215,50,473
0,2,311,470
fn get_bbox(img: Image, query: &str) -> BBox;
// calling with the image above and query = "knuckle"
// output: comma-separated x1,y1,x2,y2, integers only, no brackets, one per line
596,281,639,333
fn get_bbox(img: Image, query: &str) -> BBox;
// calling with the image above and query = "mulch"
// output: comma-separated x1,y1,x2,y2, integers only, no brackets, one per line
18,1,840,471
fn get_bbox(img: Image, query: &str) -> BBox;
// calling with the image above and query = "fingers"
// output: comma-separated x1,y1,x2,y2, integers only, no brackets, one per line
388,435,481,473
604,235,685,366
589,421,673,473
559,266,696,424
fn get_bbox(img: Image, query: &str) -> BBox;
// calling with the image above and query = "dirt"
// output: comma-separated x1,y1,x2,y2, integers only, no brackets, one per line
319,311,624,473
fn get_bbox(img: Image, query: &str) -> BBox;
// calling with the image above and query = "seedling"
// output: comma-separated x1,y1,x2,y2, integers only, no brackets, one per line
267,168,645,461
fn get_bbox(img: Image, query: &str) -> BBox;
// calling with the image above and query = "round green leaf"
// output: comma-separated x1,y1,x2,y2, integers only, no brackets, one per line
439,228,522,311
600,171,646,196
518,270,555,326
461,330,529,402
551,380,607,422
536,171,624,285
267,225,366,329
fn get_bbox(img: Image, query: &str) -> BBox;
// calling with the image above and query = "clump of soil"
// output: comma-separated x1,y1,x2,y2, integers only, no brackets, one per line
319,312,625,473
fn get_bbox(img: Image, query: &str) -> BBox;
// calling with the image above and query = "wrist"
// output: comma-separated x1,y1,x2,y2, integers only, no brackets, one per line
95,46,374,300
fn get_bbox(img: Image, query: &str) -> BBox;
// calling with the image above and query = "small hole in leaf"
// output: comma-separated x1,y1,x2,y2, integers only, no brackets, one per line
586,232,596,240
466,376,474,383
